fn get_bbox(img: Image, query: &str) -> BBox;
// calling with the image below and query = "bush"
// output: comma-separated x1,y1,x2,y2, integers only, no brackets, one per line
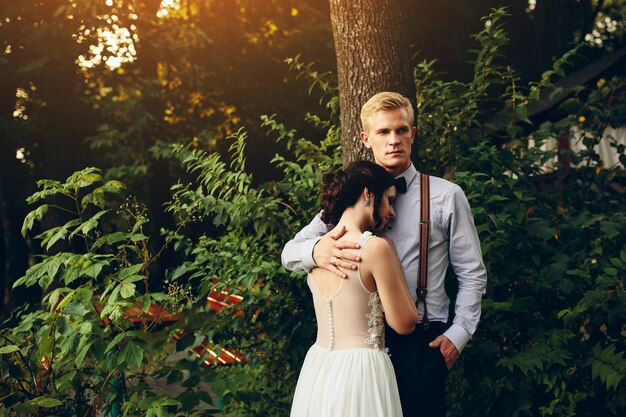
0,91,341,416
0,168,207,416
412,8,625,417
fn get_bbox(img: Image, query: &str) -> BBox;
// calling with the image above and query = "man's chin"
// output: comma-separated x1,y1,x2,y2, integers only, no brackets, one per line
381,160,409,175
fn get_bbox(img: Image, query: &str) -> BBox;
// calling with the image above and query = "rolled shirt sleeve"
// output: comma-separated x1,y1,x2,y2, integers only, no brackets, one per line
281,212,329,273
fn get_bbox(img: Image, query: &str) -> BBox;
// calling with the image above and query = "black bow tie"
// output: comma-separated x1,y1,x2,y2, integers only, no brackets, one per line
394,177,407,194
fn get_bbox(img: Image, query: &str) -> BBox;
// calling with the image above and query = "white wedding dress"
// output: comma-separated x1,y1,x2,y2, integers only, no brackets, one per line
290,232,403,417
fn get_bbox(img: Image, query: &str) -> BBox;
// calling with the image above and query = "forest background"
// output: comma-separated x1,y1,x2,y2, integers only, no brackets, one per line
0,1,625,416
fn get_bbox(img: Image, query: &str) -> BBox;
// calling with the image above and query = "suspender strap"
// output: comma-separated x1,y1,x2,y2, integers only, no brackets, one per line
416,173,430,329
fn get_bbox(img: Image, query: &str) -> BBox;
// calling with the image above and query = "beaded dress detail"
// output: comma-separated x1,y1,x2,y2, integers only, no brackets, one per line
290,231,402,417
365,292,385,350
325,299,335,350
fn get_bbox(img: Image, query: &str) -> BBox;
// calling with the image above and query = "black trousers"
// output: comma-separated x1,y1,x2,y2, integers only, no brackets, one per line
385,322,448,417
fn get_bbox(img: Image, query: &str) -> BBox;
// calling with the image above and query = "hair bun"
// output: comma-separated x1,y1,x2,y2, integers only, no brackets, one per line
320,161,394,226
323,170,346,187
321,170,347,224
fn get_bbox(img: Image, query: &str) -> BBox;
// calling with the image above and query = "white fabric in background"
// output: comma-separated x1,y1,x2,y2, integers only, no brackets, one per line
530,126,626,171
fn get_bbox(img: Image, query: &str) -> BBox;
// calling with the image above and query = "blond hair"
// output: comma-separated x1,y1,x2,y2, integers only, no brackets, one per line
360,92,414,132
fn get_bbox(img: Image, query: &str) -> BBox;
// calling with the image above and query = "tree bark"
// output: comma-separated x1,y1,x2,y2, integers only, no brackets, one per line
329,0,416,165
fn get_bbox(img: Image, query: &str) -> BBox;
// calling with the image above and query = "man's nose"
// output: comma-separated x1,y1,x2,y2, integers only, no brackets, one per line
389,131,400,144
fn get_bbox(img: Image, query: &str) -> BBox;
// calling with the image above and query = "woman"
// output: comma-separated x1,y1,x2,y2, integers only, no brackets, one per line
290,160,418,417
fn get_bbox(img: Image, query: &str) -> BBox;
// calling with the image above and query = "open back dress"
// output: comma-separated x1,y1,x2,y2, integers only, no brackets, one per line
290,231,403,417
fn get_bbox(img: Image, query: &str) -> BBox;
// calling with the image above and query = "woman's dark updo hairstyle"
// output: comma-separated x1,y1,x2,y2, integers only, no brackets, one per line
321,160,395,228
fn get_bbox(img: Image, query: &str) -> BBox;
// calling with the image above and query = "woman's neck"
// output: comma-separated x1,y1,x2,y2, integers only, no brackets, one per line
337,206,371,234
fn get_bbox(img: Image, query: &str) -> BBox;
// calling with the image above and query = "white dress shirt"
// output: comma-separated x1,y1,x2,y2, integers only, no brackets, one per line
281,163,488,352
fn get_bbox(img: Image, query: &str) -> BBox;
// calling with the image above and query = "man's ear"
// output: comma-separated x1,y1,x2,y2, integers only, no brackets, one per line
360,131,372,149
410,126,416,145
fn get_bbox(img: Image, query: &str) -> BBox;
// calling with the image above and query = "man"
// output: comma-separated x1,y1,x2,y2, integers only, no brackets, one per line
282,92,487,417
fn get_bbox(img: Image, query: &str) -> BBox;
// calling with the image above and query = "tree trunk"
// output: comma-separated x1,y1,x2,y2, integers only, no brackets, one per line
329,0,416,165
135,1,177,280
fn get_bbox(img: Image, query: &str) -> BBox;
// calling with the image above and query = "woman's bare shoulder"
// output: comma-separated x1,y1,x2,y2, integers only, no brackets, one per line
362,235,395,258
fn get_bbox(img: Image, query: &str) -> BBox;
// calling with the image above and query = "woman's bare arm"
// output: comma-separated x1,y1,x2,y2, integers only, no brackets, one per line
362,237,418,335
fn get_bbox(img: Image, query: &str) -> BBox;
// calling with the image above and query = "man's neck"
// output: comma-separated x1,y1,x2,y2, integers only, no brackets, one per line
389,163,413,179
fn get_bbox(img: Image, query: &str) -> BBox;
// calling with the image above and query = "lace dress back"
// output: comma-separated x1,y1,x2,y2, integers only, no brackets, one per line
307,231,385,351
291,231,403,416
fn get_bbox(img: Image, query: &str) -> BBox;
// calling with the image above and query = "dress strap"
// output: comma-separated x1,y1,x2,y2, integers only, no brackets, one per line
356,231,377,294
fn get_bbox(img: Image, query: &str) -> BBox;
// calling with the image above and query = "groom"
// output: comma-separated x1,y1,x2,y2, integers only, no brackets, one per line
282,91,487,417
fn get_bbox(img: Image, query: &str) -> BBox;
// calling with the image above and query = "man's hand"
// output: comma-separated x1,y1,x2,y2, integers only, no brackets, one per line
429,335,459,371
312,225,361,279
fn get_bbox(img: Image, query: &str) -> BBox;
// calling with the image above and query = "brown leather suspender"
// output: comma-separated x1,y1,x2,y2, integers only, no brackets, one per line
416,173,430,330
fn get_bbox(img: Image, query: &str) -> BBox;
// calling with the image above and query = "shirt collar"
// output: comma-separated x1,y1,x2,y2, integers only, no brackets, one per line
395,163,418,188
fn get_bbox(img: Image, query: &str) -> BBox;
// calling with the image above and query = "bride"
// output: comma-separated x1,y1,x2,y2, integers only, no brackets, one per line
290,160,418,417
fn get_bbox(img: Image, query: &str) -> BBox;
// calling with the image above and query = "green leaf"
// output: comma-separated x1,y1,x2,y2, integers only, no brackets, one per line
120,282,136,299
167,370,184,385
21,205,48,237
0,345,19,354
118,340,144,367
526,218,555,241
92,231,127,250
506,124,521,139
69,169,102,188
83,261,104,280
75,336,91,368
69,210,109,238
55,370,77,391
81,188,105,209
131,233,148,242
175,334,196,351
119,263,144,280
46,288,64,309
178,390,199,411
63,302,88,318
196,390,213,405
101,180,125,193
515,104,532,125
62,266,81,284
78,321,93,335
45,226,69,251
105,332,126,354
140,295,151,312
122,274,144,284
140,396,180,408
14,262,47,288
30,397,63,408
591,344,626,390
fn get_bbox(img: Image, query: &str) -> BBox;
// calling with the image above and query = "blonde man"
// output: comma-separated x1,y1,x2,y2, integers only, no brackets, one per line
282,92,487,417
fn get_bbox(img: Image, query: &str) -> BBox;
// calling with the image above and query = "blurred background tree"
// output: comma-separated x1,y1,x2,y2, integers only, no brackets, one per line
0,0,336,317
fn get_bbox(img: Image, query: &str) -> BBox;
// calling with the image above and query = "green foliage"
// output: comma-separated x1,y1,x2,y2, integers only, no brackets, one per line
1,81,341,416
0,168,213,416
413,7,626,417
162,101,341,415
